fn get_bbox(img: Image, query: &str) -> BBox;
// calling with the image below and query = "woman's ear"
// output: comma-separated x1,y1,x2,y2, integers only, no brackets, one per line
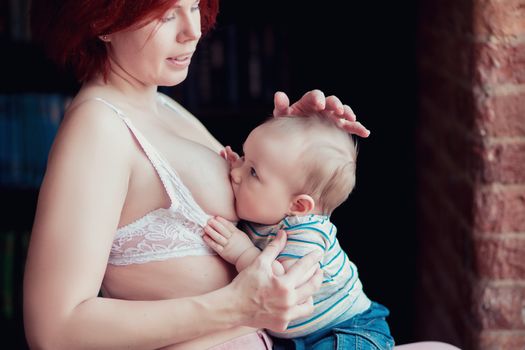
99,34,111,42
288,194,315,216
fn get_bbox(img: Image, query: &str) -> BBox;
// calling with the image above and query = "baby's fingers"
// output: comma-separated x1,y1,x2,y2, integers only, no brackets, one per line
214,216,240,234
203,225,229,246
202,234,224,253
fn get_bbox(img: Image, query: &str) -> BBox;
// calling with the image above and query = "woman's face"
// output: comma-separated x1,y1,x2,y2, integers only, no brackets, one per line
107,0,202,87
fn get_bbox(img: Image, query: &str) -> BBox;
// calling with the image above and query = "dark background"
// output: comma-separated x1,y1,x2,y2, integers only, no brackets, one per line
1,1,419,348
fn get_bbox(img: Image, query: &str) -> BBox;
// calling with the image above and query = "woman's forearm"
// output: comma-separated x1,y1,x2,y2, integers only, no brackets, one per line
26,286,240,350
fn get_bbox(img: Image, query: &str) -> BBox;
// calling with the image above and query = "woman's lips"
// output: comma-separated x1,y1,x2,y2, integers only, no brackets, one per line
166,53,193,68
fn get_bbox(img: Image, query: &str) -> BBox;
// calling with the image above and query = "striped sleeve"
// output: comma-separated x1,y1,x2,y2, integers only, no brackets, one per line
278,227,329,261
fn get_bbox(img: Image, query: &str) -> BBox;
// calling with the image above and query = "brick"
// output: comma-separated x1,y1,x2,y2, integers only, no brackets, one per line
480,142,525,183
474,186,525,232
475,40,525,86
475,92,525,137
477,330,525,350
473,236,525,278
474,0,525,37
472,283,525,329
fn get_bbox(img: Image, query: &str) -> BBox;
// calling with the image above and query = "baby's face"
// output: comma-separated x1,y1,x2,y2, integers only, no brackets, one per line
230,124,306,225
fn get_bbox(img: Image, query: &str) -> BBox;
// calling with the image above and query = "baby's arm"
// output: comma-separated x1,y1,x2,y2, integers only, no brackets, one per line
273,226,329,280
204,217,261,271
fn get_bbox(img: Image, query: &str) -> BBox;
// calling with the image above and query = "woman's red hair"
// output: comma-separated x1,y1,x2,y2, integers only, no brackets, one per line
31,0,219,82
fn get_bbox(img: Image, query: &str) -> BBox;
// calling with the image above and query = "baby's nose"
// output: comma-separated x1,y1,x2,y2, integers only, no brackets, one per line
230,167,241,184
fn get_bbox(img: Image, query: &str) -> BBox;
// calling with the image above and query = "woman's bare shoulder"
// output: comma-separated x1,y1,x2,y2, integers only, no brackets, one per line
63,97,132,142
48,96,135,167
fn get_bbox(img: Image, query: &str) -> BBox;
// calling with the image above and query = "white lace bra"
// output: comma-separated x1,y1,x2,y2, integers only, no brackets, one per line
94,95,216,266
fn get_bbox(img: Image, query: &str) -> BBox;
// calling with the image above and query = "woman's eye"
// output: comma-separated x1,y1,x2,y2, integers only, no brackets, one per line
161,14,176,22
250,167,257,178
192,1,201,11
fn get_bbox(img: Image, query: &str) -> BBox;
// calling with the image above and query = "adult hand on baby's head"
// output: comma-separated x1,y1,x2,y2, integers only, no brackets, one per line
273,90,371,138
230,230,323,332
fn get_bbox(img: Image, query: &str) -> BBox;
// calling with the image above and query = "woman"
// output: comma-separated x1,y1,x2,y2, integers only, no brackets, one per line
24,0,370,349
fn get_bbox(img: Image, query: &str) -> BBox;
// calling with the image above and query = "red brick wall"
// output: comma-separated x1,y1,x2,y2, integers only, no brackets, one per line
415,0,525,349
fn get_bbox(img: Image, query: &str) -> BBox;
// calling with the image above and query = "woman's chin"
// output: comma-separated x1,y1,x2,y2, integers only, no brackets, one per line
158,72,189,87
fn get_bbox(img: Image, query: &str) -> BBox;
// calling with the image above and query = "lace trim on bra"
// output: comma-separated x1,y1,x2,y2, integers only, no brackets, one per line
94,96,216,265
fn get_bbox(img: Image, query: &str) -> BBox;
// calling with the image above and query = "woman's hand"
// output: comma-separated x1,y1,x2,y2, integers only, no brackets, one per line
273,90,371,138
228,230,323,332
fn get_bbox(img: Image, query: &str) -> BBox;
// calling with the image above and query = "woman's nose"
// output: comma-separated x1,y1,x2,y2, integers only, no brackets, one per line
177,13,201,42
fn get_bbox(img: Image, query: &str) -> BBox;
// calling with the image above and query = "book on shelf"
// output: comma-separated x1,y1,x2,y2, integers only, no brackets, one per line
7,0,31,42
0,94,70,188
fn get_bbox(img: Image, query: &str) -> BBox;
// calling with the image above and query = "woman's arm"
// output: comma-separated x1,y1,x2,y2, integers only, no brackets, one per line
24,103,232,350
23,102,322,350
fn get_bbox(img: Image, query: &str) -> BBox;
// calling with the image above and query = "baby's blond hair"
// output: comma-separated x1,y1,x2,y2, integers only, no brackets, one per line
262,115,357,214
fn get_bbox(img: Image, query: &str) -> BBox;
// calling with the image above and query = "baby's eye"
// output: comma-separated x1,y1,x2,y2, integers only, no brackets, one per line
250,167,258,178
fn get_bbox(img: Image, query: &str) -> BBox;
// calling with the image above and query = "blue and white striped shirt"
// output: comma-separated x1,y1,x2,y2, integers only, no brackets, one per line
243,214,371,338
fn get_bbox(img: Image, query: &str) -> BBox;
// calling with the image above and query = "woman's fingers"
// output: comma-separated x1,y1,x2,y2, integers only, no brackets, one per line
342,104,357,122
295,268,323,304
257,230,287,266
289,296,315,321
341,120,370,138
273,91,291,116
281,249,322,286
294,90,325,112
325,95,344,115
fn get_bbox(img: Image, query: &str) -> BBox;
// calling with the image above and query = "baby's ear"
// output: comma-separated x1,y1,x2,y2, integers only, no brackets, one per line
289,194,315,216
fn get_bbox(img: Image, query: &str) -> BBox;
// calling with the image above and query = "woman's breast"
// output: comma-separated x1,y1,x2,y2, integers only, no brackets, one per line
102,255,237,300
157,131,239,222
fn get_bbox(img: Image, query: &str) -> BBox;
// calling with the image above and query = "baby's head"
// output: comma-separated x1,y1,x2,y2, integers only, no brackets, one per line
230,114,357,225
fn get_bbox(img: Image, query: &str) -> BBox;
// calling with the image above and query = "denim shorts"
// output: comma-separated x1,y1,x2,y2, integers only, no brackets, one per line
272,302,395,350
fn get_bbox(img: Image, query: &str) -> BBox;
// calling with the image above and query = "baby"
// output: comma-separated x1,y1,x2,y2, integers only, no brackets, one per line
203,115,394,349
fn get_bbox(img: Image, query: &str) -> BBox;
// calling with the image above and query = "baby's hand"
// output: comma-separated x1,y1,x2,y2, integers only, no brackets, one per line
219,146,242,169
203,216,255,265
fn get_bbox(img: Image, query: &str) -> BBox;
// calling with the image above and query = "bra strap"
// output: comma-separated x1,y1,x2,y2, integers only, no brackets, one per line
92,97,178,206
